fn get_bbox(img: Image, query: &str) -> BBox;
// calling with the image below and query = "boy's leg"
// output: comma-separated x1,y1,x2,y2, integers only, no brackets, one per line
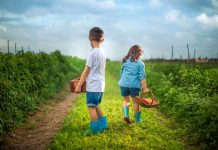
96,92,108,131
123,96,131,123
132,97,142,122
88,106,98,121
85,91,101,135
86,91,101,121
96,107,103,117
84,106,100,135
96,107,108,131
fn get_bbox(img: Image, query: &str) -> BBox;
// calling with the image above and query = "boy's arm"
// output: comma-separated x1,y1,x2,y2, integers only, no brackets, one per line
75,66,90,93
141,79,149,93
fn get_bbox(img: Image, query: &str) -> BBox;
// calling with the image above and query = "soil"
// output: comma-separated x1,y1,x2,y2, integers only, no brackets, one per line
1,87,77,150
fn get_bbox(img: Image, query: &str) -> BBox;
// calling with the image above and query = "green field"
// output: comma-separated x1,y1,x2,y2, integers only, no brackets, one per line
49,62,218,149
0,51,84,136
1,51,217,149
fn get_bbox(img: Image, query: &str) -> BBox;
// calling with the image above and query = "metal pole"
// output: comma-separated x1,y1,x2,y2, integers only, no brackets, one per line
172,45,174,60
21,46,24,54
7,40,9,54
187,43,190,61
194,49,196,60
15,43,17,54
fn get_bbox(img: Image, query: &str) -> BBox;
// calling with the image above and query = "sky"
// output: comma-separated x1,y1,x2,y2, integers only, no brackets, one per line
0,0,218,60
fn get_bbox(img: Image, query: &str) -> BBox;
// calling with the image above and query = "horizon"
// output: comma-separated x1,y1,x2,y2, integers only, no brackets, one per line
0,0,218,60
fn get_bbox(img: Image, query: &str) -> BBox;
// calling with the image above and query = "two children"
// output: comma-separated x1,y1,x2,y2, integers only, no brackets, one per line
76,27,148,135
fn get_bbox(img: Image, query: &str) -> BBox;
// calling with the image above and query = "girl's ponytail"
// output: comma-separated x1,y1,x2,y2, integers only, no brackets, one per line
122,45,143,63
122,50,132,63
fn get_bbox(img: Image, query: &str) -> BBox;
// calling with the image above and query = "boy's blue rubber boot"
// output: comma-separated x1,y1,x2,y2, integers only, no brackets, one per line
98,116,108,132
123,107,131,123
134,111,143,123
84,121,100,136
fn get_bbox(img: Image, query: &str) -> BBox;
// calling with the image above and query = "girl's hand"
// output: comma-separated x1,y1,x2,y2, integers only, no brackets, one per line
143,87,149,93
75,85,81,93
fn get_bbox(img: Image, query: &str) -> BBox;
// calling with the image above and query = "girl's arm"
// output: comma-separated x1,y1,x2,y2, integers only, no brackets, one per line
120,65,124,77
139,62,148,93
141,79,149,93
75,66,90,93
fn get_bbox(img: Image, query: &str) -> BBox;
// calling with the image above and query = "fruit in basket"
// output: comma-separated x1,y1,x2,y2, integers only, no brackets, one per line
142,98,152,105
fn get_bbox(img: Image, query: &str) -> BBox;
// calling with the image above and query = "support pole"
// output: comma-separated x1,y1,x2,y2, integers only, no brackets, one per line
15,43,17,54
187,43,190,61
7,40,9,54
171,45,174,60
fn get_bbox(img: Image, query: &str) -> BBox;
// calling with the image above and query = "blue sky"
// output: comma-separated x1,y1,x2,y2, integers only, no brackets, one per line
0,0,218,60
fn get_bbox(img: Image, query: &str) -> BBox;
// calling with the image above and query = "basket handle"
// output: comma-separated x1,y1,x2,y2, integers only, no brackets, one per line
140,90,154,98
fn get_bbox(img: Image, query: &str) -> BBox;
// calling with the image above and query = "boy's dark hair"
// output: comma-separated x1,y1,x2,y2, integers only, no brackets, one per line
89,27,104,42
122,45,143,63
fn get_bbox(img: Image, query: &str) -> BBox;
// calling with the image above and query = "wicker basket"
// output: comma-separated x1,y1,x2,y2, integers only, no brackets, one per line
135,90,159,108
70,77,86,93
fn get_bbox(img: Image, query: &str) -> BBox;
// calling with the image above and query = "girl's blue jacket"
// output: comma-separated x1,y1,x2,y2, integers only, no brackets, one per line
118,59,146,89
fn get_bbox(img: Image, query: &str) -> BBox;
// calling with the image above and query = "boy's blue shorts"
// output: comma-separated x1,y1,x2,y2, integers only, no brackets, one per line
120,86,140,97
86,91,103,107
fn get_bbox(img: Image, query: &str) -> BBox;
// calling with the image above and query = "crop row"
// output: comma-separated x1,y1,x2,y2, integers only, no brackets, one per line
0,50,85,136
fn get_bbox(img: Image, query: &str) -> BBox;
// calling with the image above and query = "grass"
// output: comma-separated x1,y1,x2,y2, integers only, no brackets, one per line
49,62,190,150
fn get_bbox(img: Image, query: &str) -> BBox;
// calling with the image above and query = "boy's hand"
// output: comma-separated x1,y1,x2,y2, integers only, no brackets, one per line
75,85,81,93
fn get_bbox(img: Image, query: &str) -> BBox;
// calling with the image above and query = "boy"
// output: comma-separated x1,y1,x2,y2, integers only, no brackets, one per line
75,27,107,135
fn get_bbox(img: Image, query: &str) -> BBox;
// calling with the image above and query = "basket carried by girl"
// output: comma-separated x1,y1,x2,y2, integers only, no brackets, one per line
135,90,159,108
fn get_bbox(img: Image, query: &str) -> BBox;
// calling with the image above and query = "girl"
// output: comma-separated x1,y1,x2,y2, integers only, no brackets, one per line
118,45,149,123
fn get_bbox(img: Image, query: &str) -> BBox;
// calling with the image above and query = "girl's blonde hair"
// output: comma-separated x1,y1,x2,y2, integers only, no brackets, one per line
122,45,143,63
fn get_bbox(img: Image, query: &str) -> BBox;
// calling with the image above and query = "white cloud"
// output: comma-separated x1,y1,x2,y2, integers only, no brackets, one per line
164,10,193,29
196,13,218,28
59,0,116,11
99,0,116,9
164,10,180,22
149,0,161,7
0,0,217,59
0,26,7,32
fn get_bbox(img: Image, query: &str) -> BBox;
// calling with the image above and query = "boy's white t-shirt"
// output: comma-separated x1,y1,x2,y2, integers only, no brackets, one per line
86,48,106,92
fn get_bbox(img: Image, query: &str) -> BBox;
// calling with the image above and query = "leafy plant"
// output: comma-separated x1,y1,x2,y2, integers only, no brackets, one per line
0,51,85,136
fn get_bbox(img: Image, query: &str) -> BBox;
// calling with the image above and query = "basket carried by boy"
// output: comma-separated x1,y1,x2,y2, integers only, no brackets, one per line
70,77,86,93
135,90,159,108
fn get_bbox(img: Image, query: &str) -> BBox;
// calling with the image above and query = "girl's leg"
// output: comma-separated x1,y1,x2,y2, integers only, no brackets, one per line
123,96,130,107
123,96,131,123
132,97,142,122
132,97,140,113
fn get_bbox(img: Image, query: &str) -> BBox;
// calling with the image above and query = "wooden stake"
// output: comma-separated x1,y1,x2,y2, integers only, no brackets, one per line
15,43,17,54
187,43,190,61
7,40,9,54
172,45,174,60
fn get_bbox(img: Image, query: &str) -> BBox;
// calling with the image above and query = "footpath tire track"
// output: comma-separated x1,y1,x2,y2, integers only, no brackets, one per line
1,91,76,150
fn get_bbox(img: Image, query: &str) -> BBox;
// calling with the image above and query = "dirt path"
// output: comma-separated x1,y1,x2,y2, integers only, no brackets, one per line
1,87,77,150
